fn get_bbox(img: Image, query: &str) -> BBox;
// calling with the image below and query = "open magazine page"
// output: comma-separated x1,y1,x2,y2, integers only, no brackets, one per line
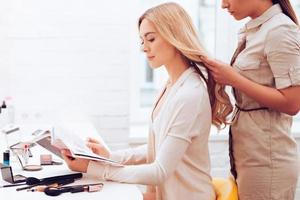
51,124,123,166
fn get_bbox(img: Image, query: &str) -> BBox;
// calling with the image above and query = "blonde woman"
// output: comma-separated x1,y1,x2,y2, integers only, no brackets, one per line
62,2,232,200
202,0,300,199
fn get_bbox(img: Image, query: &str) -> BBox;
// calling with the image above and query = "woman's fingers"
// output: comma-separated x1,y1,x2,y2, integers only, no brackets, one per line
61,150,73,168
61,150,75,161
202,57,229,76
202,57,223,83
86,137,100,144
202,56,236,86
61,149,72,157
202,56,227,69
87,142,102,150
61,150,89,173
61,150,68,160
86,142,105,156
201,56,218,66
86,142,110,158
143,192,156,200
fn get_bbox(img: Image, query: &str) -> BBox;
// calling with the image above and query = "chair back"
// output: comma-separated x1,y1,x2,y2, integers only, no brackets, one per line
212,177,238,200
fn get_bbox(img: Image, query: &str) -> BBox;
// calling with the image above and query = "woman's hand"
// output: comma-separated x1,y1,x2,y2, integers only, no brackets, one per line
201,56,240,86
61,150,90,173
86,137,110,158
143,192,156,200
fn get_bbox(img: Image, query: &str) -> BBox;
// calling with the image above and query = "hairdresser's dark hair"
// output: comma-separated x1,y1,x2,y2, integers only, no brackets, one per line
272,0,299,25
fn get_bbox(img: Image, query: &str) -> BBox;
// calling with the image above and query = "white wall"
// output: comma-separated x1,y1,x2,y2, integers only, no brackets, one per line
0,0,140,144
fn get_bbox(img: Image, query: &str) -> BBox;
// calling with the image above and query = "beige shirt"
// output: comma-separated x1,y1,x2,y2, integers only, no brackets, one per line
87,67,215,200
231,4,300,199
234,4,300,94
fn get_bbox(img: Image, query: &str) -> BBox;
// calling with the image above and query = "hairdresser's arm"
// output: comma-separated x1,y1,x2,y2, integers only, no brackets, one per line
231,70,300,115
203,26,300,115
202,57,300,115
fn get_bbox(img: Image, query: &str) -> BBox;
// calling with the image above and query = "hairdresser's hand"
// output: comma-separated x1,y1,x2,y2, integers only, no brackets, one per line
143,192,156,200
86,137,110,158
201,56,240,86
61,150,89,173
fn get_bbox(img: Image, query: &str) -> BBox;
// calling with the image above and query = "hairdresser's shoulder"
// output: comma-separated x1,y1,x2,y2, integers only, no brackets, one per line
263,12,299,32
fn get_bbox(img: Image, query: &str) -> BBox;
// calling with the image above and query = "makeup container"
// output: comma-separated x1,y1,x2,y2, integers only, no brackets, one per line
3,150,10,166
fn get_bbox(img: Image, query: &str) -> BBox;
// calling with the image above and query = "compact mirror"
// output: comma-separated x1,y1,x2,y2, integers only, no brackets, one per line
13,151,42,171
23,164,42,171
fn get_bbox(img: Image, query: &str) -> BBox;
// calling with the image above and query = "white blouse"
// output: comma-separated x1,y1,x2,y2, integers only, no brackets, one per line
87,67,215,200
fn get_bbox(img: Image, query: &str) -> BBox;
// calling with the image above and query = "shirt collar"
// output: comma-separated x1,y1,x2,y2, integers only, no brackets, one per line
167,67,195,89
244,4,282,31
151,67,195,123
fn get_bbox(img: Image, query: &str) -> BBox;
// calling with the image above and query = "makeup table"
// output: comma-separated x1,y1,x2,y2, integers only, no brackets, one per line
0,124,143,200
0,154,142,200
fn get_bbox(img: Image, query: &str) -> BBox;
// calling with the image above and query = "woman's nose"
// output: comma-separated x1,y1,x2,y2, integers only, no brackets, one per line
221,0,229,9
141,43,149,53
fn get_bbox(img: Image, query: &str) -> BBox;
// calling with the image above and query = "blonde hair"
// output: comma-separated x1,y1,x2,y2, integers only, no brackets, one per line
139,2,233,129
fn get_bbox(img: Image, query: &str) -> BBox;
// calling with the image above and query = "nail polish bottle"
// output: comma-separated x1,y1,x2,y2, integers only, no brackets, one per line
3,150,10,166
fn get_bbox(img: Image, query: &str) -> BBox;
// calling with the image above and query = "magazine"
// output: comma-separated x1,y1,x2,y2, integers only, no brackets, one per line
35,123,123,167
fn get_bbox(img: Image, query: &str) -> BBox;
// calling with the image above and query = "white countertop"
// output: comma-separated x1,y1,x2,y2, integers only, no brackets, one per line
0,123,142,200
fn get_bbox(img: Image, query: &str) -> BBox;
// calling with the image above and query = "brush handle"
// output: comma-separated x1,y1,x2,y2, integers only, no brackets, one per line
0,183,26,188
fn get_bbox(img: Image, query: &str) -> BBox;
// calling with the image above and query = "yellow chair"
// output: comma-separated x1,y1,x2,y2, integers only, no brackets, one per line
212,177,238,200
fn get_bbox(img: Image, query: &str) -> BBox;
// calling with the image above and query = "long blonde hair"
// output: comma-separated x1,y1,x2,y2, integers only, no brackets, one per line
138,2,233,129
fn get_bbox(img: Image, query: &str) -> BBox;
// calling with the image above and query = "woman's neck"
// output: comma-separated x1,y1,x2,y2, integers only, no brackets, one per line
164,54,190,86
250,1,274,19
